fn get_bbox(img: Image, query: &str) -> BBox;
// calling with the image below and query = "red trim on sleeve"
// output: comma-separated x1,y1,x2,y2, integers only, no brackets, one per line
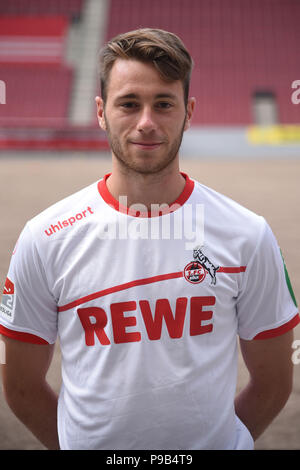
0,324,49,344
97,172,194,217
253,313,300,340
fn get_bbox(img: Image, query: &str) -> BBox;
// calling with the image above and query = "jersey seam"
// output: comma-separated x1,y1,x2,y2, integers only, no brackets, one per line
238,215,267,296
26,221,57,304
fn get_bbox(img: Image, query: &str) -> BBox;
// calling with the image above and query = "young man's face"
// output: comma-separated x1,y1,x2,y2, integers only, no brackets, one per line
96,59,195,175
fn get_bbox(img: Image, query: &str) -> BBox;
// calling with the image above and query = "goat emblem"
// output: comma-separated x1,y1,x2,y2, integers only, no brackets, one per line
190,246,219,285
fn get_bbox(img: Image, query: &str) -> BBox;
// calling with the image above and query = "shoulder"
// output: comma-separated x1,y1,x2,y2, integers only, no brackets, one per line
188,178,270,264
190,178,266,233
27,180,100,239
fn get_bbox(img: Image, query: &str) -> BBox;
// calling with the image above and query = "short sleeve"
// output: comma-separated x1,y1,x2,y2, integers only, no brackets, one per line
237,219,299,340
0,223,58,344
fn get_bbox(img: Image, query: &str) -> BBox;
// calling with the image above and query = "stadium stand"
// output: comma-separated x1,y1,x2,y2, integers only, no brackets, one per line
0,0,85,21
106,0,300,126
0,16,69,64
0,16,73,128
0,0,299,150
0,64,73,127
0,0,108,150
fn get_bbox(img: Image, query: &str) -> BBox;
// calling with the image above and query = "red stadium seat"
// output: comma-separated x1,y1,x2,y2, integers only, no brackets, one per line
105,0,300,125
0,0,110,150
0,0,85,21
0,64,73,127
0,16,69,65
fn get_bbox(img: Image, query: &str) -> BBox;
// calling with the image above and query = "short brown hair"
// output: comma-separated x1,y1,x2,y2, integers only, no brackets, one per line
99,28,194,106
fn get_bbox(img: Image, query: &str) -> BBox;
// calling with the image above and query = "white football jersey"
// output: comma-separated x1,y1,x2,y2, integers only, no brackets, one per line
0,173,299,450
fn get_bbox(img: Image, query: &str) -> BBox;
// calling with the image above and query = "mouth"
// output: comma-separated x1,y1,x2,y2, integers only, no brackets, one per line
130,141,163,150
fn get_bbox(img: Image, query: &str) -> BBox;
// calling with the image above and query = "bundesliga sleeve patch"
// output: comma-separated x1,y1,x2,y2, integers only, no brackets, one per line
0,277,16,322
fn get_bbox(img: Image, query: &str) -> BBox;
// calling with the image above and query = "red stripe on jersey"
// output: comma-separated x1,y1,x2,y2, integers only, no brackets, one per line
58,266,247,312
253,313,300,340
97,172,195,217
0,324,49,344
218,266,246,273
58,271,184,312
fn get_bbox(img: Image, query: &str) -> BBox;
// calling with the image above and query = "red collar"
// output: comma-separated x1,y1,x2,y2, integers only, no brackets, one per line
97,172,194,218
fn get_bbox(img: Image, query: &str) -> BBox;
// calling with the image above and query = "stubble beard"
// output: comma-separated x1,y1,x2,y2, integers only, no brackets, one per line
104,113,187,176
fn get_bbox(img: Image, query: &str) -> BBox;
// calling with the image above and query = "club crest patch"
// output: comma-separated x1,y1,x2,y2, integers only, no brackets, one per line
184,246,219,285
184,261,206,284
0,277,16,322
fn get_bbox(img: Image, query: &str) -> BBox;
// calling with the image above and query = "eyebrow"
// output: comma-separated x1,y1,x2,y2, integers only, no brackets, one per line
115,92,178,101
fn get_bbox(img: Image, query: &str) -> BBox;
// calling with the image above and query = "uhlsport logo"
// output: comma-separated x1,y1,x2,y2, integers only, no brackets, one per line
184,246,219,285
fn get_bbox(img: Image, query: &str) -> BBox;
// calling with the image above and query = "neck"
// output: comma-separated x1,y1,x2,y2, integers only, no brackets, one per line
106,158,186,210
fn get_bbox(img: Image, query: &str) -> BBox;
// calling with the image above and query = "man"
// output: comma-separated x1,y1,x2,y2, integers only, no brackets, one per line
0,28,299,450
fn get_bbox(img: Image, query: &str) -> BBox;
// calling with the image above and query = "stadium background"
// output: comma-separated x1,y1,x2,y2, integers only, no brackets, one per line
0,0,299,450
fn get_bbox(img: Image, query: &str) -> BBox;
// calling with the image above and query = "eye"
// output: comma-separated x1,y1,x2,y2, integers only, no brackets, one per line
120,102,139,109
156,102,173,109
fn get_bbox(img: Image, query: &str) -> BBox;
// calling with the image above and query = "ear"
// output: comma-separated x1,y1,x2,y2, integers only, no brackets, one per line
184,97,196,131
95,96,107,131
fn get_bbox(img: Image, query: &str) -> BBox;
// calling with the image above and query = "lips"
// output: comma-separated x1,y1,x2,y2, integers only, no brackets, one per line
131,141,162,150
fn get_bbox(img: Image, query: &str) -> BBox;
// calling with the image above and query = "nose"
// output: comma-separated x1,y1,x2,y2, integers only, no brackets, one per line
137,106,157,134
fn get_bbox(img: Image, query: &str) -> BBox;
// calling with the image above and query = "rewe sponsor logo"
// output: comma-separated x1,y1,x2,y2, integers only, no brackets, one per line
44,206,94,236
77,295,215,346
